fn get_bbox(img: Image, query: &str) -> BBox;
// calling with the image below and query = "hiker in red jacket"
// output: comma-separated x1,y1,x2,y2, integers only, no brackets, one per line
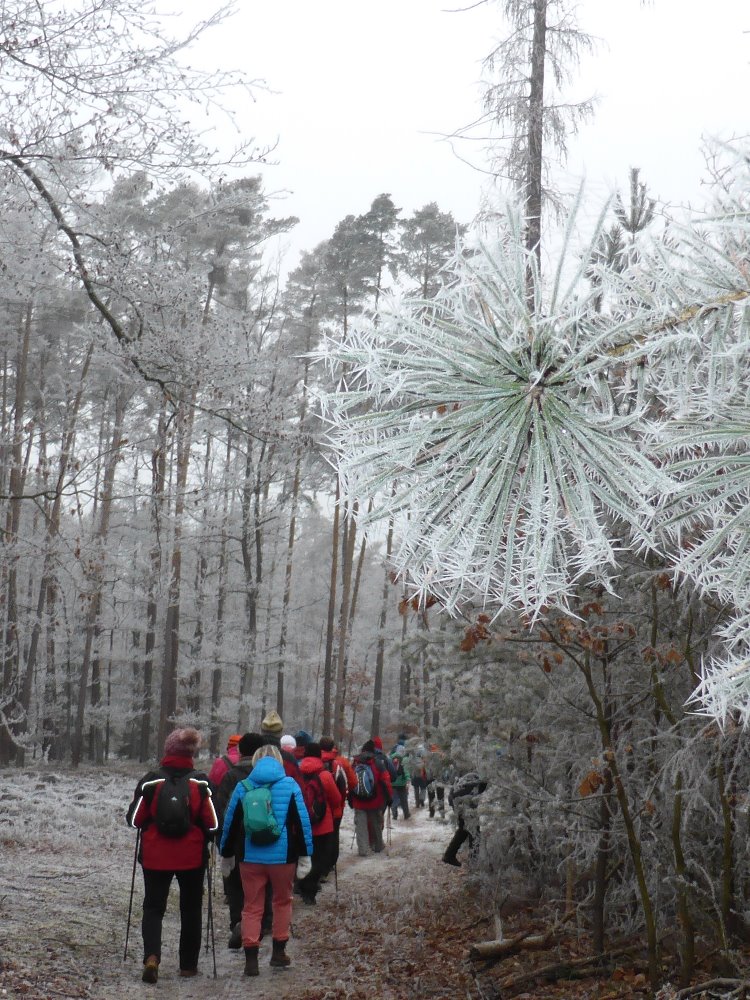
319,735,354,876
296,742,344,904
349,739,392,856
207,733,241,791
126,727,218,985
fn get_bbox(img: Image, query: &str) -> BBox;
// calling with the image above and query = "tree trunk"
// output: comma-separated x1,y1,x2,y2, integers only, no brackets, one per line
158,395,196,751
71,390,128,767
322,477,341,736
1,303,34,764
371,513,394,736
18,342,94,761
140,405,167,761
525,0,547,287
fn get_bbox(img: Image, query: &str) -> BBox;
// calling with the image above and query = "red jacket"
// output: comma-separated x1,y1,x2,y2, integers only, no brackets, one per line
349,751,392,812
298,756,344,835
128,755,218,871
321,749,356,820
207,746,240,790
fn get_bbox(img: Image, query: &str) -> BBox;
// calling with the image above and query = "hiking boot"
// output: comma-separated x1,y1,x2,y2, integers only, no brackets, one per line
142,955,159,984
270,938,291,969
228,923,242,950
243,946,259,977
179,969,198,977
442,854,461,867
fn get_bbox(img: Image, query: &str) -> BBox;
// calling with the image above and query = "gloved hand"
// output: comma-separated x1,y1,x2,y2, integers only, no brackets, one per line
220,856,235,877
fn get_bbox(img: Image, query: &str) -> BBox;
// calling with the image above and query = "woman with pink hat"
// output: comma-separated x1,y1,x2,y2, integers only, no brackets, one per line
126,727,218,984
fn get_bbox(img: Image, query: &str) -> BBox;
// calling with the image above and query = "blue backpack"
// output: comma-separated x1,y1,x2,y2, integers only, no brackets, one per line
353,760,376,800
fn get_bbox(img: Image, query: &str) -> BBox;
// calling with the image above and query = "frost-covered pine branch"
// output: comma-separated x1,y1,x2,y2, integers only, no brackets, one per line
315,143,750,719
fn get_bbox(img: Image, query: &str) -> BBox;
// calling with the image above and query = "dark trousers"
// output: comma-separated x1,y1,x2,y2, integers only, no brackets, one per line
391,785,410,819
321,817,341,878
443,818,472,862
142,866,204,971
223,865,243,927
297,831,336,900
428,784,445,816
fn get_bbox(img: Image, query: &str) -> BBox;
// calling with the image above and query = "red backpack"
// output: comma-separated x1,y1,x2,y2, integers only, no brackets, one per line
302,772,327,824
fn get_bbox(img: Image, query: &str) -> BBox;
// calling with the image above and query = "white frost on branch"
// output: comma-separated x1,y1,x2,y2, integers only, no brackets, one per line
315,146,750,720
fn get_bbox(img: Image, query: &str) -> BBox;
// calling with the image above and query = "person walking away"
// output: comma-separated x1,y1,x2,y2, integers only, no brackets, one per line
372,735,398,781
319,735,355,876
442,771,487,867
296,742,344,904
407,743,428,809
126,727,218,984
214,732,265,950
349,739,392,856
207,733,241,791
293,729,312,761
260,712,303,784
425,745,447,819
389,749,411,820
278,733,305,785
219,744,312,976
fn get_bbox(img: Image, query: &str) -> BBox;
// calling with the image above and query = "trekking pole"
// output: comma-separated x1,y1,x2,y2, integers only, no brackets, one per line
334,863,338,902
386,807,392,849
205,846,217,978
123,829,140,962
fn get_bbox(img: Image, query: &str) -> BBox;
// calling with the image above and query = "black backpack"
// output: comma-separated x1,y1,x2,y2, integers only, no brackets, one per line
153,770,195,838
323,758,348,800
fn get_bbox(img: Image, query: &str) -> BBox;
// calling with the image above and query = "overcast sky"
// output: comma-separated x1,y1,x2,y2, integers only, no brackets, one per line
180,0,749,267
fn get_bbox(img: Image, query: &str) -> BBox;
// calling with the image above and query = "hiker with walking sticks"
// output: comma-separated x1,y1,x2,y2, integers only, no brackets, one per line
125,727,218,984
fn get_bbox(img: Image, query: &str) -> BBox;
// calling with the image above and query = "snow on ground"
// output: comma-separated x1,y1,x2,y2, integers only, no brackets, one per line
0,765,485,999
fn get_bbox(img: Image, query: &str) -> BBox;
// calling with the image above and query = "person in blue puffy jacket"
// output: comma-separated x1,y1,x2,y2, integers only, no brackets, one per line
220,744,312,976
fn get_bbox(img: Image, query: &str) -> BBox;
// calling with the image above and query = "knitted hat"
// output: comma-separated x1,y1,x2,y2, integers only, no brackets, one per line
362,739,375,753
261,710,283,736
372,736,383,750
163,727,200,759
226,734,242,750
294,729,312,747
304,741,322,758
238,732,265,758
280,734,297,751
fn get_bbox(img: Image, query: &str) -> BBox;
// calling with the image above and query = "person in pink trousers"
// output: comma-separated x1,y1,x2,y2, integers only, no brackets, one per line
219,744,312,976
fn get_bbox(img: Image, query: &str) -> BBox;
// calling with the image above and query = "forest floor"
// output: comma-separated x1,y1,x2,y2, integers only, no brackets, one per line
0,764,741,999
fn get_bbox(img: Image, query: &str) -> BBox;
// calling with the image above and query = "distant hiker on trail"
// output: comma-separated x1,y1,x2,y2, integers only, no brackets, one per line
349,739,393,857
389,747,411,821
319,735,355,877
219,743,312,977
442,770,487,868
207,732,242,791
214,732,265,951
126,727,218,984
295,741,344,904
425,744,449,819
407,743,428,809
261,713,303,785
293,729,312,761
372,735,398,781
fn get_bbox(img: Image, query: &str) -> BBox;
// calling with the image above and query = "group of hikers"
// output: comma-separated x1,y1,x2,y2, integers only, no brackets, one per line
125,712,481,983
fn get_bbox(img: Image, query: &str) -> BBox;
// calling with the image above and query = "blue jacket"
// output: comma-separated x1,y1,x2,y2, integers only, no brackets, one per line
219,756,312,864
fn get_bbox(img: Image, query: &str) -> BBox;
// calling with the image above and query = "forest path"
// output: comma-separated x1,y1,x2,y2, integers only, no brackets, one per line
0,767,483,999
